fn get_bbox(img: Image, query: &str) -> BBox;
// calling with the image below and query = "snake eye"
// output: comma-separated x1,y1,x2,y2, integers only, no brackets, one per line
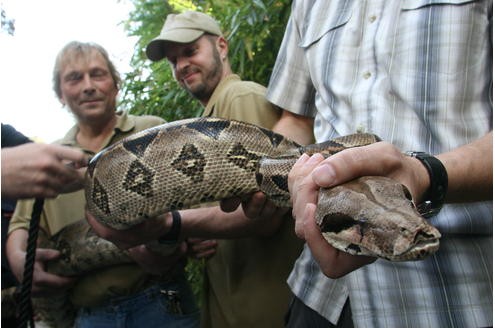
401,185,416,209
320,213,355,233
402,185,413,201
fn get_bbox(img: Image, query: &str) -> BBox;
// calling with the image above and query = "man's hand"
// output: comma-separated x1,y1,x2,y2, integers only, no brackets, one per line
186,238,218,260
286,142,428,278
8,246,76,297
220,192,289,220
2,143,88,199
86,210,172,250
128,242,188,275
300,202,376,279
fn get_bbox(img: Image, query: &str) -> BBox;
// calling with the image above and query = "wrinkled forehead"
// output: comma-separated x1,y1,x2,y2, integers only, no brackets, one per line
59,48,109,73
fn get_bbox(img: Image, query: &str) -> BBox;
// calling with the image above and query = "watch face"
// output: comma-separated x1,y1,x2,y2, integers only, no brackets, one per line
406,151,427,158
416,200,441,218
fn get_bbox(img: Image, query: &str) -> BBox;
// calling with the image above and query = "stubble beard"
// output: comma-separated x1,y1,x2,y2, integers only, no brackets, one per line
186,50,223,103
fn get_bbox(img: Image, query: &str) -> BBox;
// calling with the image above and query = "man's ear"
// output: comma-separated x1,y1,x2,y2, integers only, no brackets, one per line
216,36,229,59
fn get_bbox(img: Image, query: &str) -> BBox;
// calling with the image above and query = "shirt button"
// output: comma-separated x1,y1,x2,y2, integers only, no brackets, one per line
369,15,377,23
363,71,372,79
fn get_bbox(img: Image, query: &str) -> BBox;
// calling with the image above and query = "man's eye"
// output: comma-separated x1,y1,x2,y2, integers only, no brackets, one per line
66,73,82,82
185,48,197,57
91,70,108,79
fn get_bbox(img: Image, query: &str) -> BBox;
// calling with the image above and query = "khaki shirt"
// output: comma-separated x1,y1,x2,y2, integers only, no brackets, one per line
9,111,166,307
200,74,304,328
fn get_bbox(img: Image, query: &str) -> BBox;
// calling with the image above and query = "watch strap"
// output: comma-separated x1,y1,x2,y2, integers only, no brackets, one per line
157,211,182,244
406,151,448,218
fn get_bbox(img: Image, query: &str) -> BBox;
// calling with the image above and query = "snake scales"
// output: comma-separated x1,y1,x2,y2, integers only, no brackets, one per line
42,117,442,277
36,117,441,327
82,117,440,262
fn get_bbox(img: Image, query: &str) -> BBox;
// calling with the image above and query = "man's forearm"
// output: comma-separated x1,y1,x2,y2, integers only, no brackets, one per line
179,205,283,239
272,110,315,145
437,131,493,203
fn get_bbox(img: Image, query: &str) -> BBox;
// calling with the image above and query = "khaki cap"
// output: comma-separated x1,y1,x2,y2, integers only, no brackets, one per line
146,11,222,61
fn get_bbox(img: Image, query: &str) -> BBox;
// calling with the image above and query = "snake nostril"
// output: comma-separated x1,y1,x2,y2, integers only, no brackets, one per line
401,185,412,201
401,185,415,207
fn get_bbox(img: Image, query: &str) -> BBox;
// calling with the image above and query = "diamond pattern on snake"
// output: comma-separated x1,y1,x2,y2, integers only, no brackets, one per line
84,117,440,262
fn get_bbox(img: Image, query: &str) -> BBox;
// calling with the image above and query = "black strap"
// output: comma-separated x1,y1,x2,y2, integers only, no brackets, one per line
157,211,182,244
16,198,44,328
406,151,448,218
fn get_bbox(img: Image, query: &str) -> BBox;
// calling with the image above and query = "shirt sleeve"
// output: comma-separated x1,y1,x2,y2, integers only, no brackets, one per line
1,124,31,148
266,1,316,118
8,198,36,234
217,90,281,129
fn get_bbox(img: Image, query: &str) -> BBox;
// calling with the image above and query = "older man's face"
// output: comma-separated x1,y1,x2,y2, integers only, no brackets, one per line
58,49,118,122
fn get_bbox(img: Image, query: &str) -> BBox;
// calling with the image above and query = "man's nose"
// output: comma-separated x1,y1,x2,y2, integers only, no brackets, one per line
82,75,96,94
176,56,190,72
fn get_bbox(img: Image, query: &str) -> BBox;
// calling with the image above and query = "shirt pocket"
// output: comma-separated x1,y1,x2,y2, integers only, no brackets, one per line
299,5,353,48
391,0,490,76
401,0,478,10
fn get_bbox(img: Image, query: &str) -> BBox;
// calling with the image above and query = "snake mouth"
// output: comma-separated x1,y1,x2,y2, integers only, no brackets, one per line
396,230,441,260
414,230,440,243
406,239,440,260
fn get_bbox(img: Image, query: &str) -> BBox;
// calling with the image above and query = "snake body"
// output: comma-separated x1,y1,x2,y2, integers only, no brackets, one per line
36,117,441,327
85,117,441,262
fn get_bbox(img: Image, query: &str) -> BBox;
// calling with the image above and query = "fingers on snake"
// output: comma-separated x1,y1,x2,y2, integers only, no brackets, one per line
241,191,268,219
314,141,403,187
291,154,324,219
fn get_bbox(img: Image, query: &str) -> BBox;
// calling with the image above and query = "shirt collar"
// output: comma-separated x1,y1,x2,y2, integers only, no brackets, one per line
203,74,241,117
59,111,135,152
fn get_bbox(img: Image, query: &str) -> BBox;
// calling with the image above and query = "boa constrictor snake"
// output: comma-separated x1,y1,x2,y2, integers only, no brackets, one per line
36,117,441,327
82,117,440,262
44,117,442,278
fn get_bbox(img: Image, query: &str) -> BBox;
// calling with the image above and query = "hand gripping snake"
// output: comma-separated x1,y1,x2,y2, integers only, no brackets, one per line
83,117,440,262
36,117,441,327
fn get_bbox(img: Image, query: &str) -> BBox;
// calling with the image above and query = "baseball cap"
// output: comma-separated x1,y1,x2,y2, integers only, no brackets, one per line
146,11,222,62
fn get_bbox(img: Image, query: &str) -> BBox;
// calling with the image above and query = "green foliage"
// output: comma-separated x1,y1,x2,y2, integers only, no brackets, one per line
184,258,206,305
120,0,200,121
119,0,292,303
120,0,291,121
215,0,292,85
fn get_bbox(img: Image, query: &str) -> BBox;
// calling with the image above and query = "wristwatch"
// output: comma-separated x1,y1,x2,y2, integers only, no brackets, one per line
405,151,448,218
157,211,182,244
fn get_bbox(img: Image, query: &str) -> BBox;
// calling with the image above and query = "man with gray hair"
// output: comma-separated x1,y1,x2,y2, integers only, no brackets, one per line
6,41,199,327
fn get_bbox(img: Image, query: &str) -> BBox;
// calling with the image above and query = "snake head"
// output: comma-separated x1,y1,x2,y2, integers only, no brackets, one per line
316,176,441,261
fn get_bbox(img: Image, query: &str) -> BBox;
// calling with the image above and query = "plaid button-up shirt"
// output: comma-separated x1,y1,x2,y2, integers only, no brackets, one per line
267,0,493,327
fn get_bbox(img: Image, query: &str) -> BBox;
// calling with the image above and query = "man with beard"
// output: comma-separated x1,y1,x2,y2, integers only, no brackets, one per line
143,11,304,328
